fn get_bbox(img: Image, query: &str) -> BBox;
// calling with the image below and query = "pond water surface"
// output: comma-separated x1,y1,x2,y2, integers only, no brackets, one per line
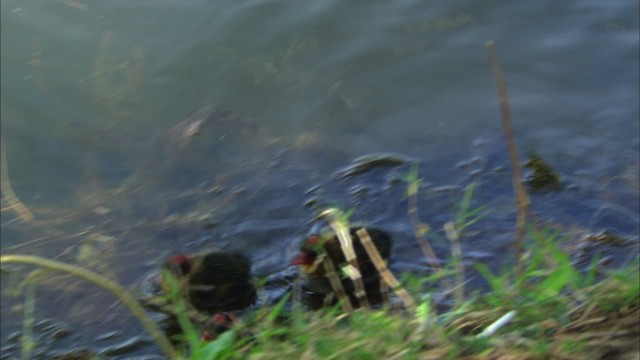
1,0,638,358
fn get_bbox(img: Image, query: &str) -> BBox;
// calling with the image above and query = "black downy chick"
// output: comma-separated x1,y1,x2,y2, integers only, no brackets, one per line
165,251,257,313
291,227,392,309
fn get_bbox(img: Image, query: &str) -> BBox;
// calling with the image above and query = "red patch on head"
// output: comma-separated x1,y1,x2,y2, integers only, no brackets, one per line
201,330,215,342
210,313,236,325
306,235,321,246
167,254,190,265
166,254,192,274
291,251,316,266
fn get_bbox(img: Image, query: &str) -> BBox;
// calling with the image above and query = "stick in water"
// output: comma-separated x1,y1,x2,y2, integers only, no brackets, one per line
484,41,531,274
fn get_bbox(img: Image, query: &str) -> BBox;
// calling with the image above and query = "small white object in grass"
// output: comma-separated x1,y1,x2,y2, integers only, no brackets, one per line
477,310,517,338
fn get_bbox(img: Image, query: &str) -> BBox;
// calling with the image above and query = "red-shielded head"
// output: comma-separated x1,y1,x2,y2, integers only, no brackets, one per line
165,254,192,275
291,234,324,271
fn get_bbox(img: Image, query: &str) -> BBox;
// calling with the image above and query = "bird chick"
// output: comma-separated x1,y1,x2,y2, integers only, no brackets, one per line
165,251,257,313
291,227,392,309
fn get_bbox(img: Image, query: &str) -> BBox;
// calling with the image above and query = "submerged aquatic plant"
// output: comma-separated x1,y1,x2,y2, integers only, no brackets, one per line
524,151,562,191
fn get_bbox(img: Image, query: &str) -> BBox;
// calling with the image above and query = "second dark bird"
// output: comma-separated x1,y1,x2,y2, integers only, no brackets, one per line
164,250,257,313
291,227,392,309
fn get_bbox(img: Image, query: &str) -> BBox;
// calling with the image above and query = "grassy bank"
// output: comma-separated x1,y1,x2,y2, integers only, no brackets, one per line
163,224,639,360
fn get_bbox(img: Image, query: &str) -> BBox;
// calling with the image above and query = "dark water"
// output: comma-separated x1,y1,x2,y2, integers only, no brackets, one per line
1,0,638,357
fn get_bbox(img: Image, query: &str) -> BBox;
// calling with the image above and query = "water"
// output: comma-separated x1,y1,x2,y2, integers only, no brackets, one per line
1,0,638,357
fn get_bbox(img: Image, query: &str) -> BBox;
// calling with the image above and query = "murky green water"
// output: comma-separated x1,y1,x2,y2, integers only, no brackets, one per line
1,0,638,357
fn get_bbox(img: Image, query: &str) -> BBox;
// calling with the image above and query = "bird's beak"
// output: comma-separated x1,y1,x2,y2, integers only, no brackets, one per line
291,252,314,266
291,251,319,274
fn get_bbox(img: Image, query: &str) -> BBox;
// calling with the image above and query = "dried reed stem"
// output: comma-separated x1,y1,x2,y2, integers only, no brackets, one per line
1,140,35,222
407,183,442,270
443,222,465,307
0,255,179,360
356,228,416,312
484,41,531,273
320,254,354,312
21,272,40,360
406,173,455,294
320,208,370,309
380,279,391,308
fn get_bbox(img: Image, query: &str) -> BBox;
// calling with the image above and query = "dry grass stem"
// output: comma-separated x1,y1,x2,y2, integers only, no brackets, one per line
407,181,442,270
485,41,531,274
20,272,41,360
1,140,35,222
380,279,391,307
0,255,179,360
356,228,416,312
443,222,465,307
320,254,354,312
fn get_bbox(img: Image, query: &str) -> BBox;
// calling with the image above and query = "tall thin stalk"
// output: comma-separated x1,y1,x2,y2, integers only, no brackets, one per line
356,228,416,312
443,222,464,308
1,139,35,222
21,273,39,360
321,255,354,312
1,255,180,360
485,41,531,274
405,164,442,271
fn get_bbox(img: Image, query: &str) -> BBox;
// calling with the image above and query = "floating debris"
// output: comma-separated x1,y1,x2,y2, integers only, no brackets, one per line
338,153,413,178
158,104,258,151
162,105,217,146
585,230,630,247
92,206,111,215
524,151,562,191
